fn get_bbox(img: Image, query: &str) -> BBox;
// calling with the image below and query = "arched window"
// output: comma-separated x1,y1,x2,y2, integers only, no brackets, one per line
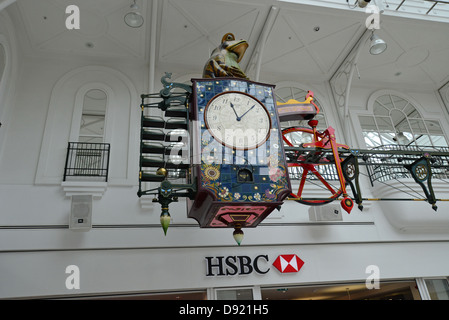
275,86,327,130
79,89,107,143
360,93,448,149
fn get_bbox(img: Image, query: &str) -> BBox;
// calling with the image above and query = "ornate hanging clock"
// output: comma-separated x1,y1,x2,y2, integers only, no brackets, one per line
187,78,292,244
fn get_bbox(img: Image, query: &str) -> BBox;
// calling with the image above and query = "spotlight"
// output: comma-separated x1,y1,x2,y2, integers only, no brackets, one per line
393,132,410,145
124,0,144,28
369,33,387,55
358,0,371,8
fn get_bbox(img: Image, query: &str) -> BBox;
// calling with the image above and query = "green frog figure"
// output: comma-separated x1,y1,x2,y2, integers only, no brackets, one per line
203,33,249,79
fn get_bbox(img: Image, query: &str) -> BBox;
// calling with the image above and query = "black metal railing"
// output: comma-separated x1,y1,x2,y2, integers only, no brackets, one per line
63,142,110,182
288,165,339,181
365,144,449,185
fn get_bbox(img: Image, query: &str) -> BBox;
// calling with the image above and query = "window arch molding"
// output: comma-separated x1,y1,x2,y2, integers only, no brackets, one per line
358,89,448,148
36,65,140,185
366,89,426,116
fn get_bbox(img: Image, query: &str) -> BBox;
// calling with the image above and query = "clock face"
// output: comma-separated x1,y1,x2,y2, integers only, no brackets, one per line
204,91,271,150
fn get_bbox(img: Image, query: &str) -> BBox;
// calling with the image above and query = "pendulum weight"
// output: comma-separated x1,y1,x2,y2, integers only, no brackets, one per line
233,225,244,246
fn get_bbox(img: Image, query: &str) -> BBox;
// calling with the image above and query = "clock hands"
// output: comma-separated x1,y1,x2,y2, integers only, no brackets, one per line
229,102,240,120
229,102,256,121
237,105,255,121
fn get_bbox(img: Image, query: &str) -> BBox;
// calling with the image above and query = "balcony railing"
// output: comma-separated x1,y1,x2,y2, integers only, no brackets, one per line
365,144,449,185
63,142,110,182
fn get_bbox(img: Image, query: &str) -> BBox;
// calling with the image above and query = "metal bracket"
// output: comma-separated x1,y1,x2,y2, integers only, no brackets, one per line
404,154,438,211
342,154,363,211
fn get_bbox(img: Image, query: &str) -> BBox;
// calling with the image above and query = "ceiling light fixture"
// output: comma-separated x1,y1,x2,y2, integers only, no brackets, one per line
124,0,144,28
369,32,387,55
358,0,371,8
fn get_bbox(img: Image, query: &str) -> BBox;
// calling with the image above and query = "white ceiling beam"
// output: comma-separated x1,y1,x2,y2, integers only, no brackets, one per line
245,5,279,81
0,0,16,12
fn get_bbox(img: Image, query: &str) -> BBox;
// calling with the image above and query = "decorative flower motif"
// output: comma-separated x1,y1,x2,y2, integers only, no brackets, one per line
254,193,261,201
218,187,229,198
269,167,284,182
234,193,241,200
204,165,220,181
265,189,276,200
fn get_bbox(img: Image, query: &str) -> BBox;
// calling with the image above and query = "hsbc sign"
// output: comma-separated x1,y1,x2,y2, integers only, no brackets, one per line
205,254,304,277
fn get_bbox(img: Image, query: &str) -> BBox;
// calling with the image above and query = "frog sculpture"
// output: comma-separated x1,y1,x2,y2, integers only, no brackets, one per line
202,33,249,79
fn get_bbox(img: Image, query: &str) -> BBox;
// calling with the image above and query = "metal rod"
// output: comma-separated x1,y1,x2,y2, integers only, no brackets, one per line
286,197,449,201
284,146,449,156
396,0,406,10
427,2,438,14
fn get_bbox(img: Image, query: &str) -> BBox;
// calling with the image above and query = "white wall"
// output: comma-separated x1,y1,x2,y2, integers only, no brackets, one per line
1,7,449,299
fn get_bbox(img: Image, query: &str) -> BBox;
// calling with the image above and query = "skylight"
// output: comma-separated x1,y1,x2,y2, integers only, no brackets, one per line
279,0,449,22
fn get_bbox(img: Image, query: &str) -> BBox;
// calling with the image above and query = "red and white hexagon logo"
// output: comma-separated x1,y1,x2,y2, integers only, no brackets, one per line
272,254,304,273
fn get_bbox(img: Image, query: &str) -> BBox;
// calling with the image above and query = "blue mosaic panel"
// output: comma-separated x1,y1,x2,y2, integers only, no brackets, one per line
194,79,290,203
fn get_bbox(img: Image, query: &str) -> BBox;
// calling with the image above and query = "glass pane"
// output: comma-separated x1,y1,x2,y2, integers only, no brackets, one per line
375,116,394,132
359,116,377,131
373,101,389,116
216,288,253,300
390,95,408,110
291,87,308,101
404,103,421,118
79,115,105,137
415,134,432,146
376,95,393,111
275,87,292,103
83,89,107,114
379,132,396,145
429,135,449,147
80,89,107,141
363,131,382,148
425,279,449,300
390,109,407,128
409,119,428,135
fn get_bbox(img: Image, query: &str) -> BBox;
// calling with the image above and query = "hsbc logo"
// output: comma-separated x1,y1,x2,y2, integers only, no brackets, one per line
205,254,304,276
273,254,304,273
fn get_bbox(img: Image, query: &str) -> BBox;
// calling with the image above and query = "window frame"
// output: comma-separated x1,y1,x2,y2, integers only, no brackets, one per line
69,83,112,144
353,90,449,150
